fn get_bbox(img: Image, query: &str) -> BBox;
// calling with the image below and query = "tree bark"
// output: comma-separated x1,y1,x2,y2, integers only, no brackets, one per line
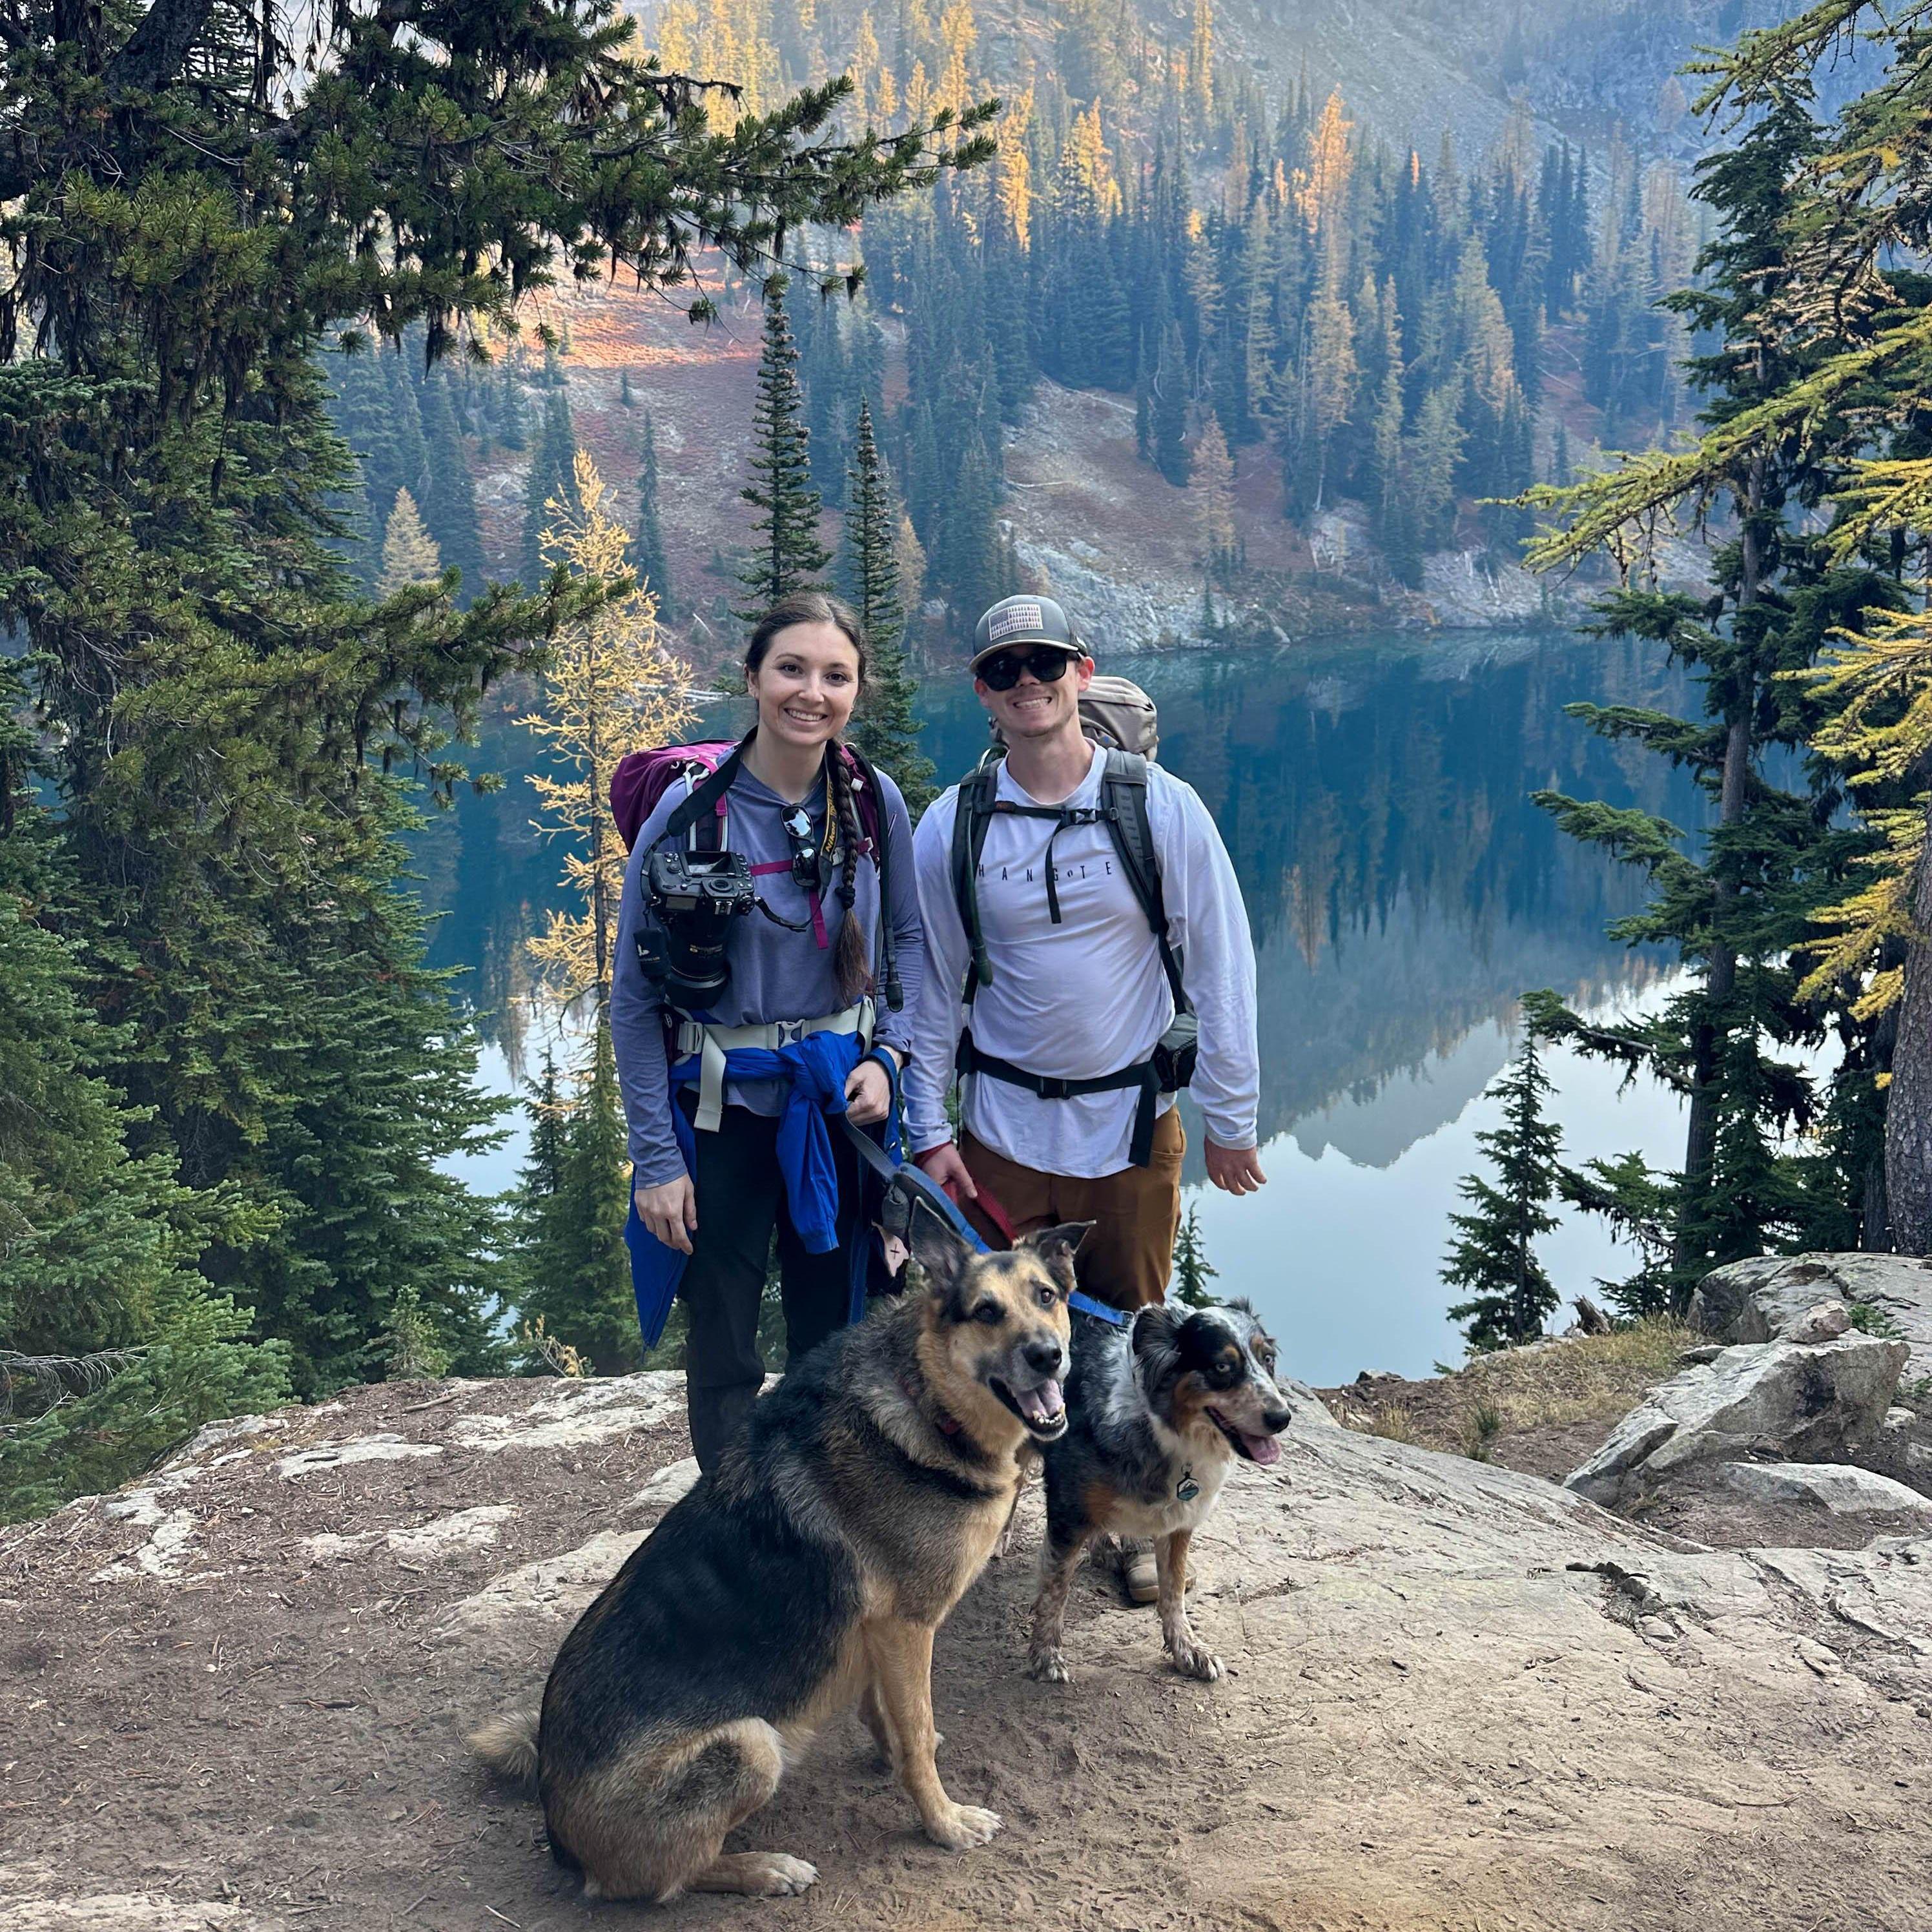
1886,796,1932,1254
1672,459,1764,1293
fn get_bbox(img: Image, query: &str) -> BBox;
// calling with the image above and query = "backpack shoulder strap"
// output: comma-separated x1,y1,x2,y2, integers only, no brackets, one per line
839,741,902,1011
1099,749,1187,1009
664,744,743,853
950,755,1003,1002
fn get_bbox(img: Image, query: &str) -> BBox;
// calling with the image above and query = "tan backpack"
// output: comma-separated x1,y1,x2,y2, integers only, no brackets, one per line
987,673,1159,761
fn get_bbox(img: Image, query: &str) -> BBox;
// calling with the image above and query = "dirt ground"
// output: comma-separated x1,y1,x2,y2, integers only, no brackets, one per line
6,1355,1932,1932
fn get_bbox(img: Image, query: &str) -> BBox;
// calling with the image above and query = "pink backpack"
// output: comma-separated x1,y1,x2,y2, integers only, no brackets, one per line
611,739,887,853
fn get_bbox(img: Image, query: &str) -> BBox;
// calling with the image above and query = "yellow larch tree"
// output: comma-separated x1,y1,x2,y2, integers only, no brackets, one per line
1058,101,1122,221
522,451,697,1011
377,488,442,598
996,85,1034,249
1191,413,1238,577
936,2,976,114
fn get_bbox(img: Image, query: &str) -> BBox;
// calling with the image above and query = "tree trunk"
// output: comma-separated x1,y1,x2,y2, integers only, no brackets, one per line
1885,797,1932,1253
1672,707,1751,1294
1671,458,1764,1295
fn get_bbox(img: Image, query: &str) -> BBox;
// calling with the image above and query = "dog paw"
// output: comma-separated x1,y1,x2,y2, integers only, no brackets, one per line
744,1854,819,1896
925,1804,1003,1851
1169,1642,1223,1682
1027,1646,1071,1684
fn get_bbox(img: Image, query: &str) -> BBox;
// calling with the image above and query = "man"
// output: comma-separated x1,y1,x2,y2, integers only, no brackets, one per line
904,594,1265,1601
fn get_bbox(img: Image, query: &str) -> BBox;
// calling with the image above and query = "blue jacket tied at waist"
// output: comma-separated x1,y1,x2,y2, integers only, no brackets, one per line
624,1028,897,1350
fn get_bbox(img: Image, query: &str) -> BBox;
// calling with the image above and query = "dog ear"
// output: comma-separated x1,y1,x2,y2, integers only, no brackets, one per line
1019,1220,1094,1291
1131,1303,1185,1390
909,1206,975,1300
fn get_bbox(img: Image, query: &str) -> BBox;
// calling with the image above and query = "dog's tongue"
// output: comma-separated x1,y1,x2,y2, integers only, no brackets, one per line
1244,1432,1282,1466
1016,1379,1064,1424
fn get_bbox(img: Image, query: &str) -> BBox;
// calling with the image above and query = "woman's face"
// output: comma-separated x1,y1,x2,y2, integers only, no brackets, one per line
747,621,862,753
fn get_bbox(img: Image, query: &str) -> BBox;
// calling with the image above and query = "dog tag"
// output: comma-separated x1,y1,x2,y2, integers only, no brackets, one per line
1177,1472,1200,1503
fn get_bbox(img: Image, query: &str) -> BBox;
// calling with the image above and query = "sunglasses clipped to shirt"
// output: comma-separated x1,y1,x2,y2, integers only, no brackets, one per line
976,646,1080,692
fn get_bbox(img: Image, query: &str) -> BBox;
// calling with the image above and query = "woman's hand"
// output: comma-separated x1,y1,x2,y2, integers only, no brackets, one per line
845,1056,893,1127
635,1175,697,1254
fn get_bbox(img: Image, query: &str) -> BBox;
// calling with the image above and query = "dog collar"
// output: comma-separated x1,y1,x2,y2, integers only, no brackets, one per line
899,1372,963,1437
1068,1290,1131,1328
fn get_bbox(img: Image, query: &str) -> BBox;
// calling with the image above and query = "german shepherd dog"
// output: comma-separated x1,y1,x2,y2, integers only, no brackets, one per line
1027,1299,1291,1685
469,1216,1088,1904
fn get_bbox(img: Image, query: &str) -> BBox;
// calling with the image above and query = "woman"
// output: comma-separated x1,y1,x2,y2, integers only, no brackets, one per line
611,590,927,1472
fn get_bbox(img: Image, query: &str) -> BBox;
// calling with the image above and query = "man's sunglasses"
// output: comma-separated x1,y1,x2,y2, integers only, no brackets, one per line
977,648,1078,692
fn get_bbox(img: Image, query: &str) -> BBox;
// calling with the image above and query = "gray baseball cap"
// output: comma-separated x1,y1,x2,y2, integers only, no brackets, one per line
969,595,1085,672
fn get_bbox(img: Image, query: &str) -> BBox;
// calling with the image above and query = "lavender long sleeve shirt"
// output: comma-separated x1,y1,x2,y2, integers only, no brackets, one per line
610,763,925,1188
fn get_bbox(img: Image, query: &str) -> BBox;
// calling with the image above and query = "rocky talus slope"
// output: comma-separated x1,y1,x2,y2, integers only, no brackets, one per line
4,1357,1929,1931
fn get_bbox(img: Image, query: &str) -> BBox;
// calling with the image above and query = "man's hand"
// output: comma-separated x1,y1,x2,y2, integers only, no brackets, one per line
845,1057,893,1126
1204,1140,1266,1196
635,1175,698,1254
915,1142,979,1203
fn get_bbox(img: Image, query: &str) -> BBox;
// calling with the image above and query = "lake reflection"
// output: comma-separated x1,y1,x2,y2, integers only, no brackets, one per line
414,629,1700,1382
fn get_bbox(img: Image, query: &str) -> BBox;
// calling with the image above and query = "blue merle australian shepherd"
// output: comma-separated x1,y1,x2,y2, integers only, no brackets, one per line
1027,1299,1292,1685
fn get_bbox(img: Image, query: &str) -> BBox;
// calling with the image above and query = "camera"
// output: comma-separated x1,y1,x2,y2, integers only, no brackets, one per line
635,846,757,1009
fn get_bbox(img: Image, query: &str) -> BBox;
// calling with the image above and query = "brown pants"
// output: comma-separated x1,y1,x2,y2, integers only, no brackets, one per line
957,1108,1184,1311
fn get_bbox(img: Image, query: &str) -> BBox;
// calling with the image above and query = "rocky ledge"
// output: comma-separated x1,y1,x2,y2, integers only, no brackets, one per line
4,1352,1930,1931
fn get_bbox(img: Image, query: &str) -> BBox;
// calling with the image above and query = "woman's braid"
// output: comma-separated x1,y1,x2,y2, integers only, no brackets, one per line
827,747,871,1003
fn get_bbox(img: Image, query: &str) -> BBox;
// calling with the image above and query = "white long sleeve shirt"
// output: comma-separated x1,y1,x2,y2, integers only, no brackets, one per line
903,745,1260,1178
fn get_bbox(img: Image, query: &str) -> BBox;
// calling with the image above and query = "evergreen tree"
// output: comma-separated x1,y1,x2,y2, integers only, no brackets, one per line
416,371,487,601
628,411,675,616
1173,1204,1219,1309
510,1019,639,1375
377,488,443,597
1442,1041,1565,1352
1153,322,1191,487
1521,92,1898,1293
841,399,936,815
619,367,636,408
0,0,993,1488
498,366,530,451
522,390,580,588
737,276,832,619
0,669,290,1519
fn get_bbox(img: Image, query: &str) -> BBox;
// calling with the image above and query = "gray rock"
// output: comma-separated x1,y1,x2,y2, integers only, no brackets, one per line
1680,1344,1727,1365
1566,1332,1909,1506
1721,1461,1932,1519
1884,1406,1917,1435
1778,1300,1851,1344
1279,1377,1341,1430
1691,1252,1932,1381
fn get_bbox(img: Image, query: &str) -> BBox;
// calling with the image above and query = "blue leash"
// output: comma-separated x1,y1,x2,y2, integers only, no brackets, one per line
840,1118,1133,1330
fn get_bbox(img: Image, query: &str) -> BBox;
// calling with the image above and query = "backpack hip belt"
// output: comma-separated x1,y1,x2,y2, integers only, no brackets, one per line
954,1022,1191,1168
672,999,874,1133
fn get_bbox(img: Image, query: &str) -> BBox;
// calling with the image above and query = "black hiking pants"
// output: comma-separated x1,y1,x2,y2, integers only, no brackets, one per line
677,1096,860,1473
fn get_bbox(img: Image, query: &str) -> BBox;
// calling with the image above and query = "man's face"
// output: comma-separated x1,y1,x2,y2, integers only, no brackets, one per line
974,647,1094,741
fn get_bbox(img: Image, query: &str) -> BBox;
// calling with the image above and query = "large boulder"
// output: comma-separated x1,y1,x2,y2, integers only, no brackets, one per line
1565,1331,1908,1505
1691,1252,1932,1381
1721,1461,1932,1520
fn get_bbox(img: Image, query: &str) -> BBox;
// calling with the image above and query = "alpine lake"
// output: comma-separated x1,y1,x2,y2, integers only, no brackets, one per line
411,629,1701,1386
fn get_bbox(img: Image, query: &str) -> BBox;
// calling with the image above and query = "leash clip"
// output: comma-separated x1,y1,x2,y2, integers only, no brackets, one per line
1067,1289,1132,1329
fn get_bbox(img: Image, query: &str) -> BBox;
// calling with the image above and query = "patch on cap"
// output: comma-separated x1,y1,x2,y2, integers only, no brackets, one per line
986,600,1045,644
